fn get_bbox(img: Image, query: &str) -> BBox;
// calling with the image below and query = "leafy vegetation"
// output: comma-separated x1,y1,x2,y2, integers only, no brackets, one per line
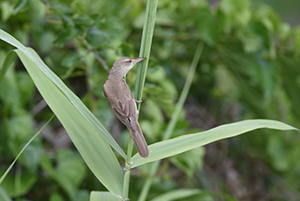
0,0,299,200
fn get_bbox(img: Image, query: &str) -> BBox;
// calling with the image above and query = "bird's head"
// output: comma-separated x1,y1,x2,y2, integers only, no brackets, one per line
110,57,146,77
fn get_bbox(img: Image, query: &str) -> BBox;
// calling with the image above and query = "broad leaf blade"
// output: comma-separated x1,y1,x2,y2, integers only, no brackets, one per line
0,29,126,159
14,49,123,195
131,120,297,167
90,191,120,201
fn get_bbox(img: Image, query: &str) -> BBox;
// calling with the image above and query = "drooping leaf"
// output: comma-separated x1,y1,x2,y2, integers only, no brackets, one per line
15,48,123,195
131,120,297,167
0,29,125,196
0,29,126,159
150,189,203,201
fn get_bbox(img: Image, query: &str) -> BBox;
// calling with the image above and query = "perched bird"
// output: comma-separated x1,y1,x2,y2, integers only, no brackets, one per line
103,57,149,158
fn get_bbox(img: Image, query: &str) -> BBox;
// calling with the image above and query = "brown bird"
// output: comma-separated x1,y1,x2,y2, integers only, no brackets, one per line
103,57,149,158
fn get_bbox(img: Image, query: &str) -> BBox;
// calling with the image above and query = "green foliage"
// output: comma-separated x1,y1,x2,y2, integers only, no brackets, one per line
0,0,300,200
90,191,120,201
130,120,296,168
150,189,214,201
40,149,87,199
170,148,205,179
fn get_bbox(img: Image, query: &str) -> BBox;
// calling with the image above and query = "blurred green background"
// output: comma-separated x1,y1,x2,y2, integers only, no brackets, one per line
255,0,300,26
0,0,300,200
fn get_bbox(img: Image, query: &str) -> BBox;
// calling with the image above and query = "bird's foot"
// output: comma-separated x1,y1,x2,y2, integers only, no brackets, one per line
135,99,142,103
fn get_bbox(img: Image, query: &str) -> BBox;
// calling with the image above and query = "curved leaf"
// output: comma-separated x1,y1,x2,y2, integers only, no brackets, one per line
0,29,125,196
131,120,297,167
0,116,53,185
90,191,120,201
150,189,202,201
0,29,126,159
14,49,123,195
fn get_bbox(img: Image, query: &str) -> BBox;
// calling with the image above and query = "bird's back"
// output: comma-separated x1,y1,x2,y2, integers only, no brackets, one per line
103,77,138,124
103,73,149,158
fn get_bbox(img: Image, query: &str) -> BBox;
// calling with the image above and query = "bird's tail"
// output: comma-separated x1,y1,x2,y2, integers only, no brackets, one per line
129,122,149,158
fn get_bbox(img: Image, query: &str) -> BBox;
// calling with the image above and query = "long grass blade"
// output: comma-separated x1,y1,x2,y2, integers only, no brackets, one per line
0,29,126,159
122,0,158,199
13,48,124,195
134,0,158,104
131,120,297,167
150,189,202,201
0,116,54,185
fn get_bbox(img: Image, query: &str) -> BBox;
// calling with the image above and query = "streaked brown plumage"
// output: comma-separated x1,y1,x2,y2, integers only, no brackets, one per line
103,57,149,158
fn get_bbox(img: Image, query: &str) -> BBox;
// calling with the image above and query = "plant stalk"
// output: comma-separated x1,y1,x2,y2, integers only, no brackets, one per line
122,0,158,199
134,0,158,108
0,115,54,184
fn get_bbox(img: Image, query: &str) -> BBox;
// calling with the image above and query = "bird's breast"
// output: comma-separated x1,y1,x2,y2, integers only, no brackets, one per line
104,78,131,101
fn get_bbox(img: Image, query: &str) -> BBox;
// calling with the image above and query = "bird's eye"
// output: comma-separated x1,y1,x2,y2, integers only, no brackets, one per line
128,59,132,63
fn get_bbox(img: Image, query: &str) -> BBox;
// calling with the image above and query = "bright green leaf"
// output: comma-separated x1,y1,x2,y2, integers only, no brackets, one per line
150,189,202,201
0,29,126,158
0,29,125,196
90,191,120,201
131,120,297,167
15,49,123,195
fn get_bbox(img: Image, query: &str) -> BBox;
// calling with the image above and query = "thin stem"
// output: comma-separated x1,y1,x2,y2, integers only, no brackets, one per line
122,0,158,200
122,139,134,199
163,44,204,140
134,0,158,110
0,115,54,184
138,160,159,201
137,43,204,201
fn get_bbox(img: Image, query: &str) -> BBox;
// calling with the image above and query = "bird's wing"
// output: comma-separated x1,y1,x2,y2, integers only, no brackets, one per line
103,82,137,127
103,81,148,157
113,97,137,127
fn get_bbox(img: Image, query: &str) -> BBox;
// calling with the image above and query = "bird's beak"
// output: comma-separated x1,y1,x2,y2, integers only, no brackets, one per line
127,57,146,73
133,57,146,65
